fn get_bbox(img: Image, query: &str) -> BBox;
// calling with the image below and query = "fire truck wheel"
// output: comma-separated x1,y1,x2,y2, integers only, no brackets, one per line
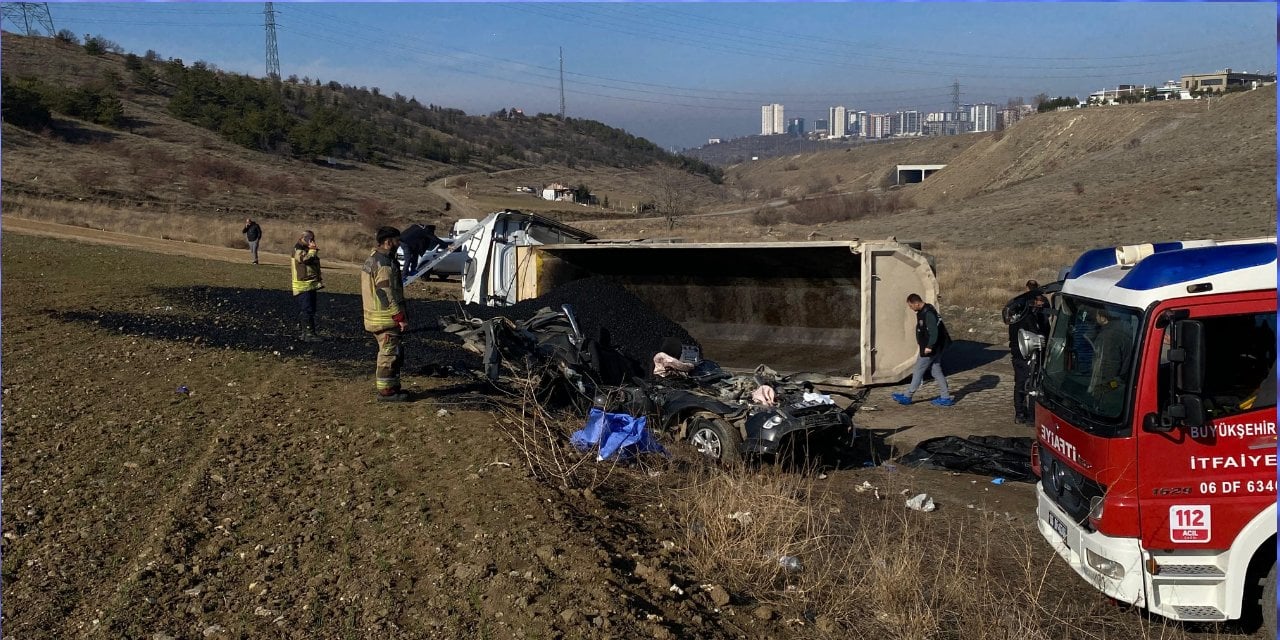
686,416,742,466
1262,563,1276,637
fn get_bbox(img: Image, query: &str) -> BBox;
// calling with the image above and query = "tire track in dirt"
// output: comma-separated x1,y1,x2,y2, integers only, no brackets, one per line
62,368,292,639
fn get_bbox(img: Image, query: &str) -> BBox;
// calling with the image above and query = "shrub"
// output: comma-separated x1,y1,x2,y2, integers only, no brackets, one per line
1073,181,1085,195
751,207,782,226
357,198,392,232
187,157,250,184
186,176,211,200
0,76,52,130
783,162,799,171
72,166,111,193
54,29,79,46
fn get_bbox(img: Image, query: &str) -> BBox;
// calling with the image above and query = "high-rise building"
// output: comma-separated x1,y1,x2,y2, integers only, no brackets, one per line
828,106,847,138
852,111,869,138
867,114,890,139
970,103,997,132
815,118,829,135
760,103,785,135
895,110,921,136
787,117,806,137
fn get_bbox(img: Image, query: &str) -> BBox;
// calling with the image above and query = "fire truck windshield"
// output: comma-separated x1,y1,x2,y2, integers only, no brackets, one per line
1041,297,1141,430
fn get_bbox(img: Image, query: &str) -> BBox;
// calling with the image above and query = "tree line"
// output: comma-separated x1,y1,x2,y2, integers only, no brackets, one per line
2,34,721,183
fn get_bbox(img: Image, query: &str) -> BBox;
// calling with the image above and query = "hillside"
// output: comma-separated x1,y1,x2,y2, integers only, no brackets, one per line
0,33,724,225
590,89,1275,251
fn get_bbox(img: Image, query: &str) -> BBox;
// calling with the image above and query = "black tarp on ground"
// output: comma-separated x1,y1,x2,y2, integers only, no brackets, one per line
896,436,1036,482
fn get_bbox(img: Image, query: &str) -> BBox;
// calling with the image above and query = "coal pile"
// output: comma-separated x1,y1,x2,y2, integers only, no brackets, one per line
465,277,700,369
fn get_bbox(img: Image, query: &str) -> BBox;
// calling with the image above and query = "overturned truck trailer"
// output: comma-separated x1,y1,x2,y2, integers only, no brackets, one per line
460,210,938,386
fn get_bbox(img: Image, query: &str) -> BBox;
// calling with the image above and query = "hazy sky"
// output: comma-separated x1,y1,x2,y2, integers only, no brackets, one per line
29,2,1278,149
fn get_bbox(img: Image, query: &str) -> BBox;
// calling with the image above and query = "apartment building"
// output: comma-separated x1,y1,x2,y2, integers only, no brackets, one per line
760,103,785,135
828,106,847,138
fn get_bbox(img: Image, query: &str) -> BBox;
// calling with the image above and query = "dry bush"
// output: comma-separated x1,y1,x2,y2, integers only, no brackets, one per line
1073,181,1085,195
72,166,112,193
187,156,250,184
186,175,211,200
931,245,1079,312
751,207,782,226
356,198,393,233
673,468,1183,638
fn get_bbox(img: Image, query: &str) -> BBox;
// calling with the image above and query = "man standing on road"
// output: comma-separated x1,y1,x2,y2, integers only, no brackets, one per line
1008,290,1050,424
242,218,262,264
361,226,410,402
893,293,955,407
291,230,324,343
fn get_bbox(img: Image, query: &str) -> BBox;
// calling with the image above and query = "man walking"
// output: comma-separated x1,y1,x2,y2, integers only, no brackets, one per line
893,293,955,407
242,218,262,264
291,230,324,343
361,226,410,402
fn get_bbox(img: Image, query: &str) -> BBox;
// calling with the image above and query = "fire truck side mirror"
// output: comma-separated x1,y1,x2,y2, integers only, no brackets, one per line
1171,320,1205,395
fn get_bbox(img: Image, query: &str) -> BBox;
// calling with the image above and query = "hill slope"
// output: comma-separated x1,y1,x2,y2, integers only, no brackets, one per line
0,33,722,223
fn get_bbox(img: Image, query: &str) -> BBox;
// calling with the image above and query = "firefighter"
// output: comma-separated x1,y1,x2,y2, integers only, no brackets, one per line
290,230,324,342
361,226,411,402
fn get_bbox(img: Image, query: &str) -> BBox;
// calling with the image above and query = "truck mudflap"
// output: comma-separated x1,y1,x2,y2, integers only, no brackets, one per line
1036,484,1147,608
517,240,938,385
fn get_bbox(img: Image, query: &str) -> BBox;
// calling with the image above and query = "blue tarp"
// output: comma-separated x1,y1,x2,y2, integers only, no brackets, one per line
571,408,666,461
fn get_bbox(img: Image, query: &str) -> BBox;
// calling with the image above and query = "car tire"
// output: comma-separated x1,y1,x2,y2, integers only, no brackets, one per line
1262,562,1276,638
686,415,742,465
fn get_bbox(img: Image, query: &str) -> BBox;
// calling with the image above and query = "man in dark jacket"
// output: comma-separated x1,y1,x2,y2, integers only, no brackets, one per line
242,218,262,264
398,223,444,280
892,293,954,406
1008,293,1050,424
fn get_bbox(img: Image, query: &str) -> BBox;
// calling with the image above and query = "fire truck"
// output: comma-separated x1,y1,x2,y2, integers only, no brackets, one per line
1028,237,1277,632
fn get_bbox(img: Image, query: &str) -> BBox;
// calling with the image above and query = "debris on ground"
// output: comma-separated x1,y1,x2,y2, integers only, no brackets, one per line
896,435,1035,482
905,493,937,512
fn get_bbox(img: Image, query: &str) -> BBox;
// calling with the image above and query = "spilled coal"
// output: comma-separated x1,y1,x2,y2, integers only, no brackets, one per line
461,277,700,370
54,278,699,380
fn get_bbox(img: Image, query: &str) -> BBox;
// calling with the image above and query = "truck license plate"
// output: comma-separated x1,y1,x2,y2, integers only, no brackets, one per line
1048,512,1068,542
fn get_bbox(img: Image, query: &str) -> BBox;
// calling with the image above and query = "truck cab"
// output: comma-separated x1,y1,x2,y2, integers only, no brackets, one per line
1032,237,1277,631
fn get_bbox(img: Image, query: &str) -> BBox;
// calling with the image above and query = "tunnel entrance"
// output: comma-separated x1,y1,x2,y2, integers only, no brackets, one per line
896,164,947,185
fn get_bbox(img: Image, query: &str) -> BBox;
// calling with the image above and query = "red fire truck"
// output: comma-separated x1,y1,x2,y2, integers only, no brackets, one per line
1029,237,1277,632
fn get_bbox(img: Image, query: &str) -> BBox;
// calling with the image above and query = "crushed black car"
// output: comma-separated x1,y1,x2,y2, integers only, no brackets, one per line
443,304,868,464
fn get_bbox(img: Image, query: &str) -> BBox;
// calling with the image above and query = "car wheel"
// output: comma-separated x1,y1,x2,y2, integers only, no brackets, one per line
686,416,742,465
1262,562,1276,638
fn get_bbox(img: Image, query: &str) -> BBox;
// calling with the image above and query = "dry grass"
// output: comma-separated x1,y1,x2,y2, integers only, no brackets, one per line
672,466,1208,639
930,244,1079,312
2,194,382,263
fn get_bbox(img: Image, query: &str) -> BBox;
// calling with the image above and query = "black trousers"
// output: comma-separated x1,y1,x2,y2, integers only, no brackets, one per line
295,289,317,332
1012,356,1032,420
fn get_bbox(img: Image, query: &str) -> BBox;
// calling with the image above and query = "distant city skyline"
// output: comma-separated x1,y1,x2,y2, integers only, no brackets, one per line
21,3,1276,149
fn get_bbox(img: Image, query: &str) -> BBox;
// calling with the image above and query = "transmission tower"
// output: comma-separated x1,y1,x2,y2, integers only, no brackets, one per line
264,2,281,80
558,46,566,119
1,3,55,37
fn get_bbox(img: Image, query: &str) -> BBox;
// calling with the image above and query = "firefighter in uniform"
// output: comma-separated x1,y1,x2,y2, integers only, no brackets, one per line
291,230,324,342
361,226,410,402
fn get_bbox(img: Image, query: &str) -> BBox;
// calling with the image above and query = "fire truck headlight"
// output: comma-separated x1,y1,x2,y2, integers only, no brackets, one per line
1088,496,1104,522
1086,548,1125,580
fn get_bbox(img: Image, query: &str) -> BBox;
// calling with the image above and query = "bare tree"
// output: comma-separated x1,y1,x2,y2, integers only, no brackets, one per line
650,166,692,231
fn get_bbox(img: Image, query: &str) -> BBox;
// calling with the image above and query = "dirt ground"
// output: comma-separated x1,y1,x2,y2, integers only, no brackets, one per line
3,224,1265,639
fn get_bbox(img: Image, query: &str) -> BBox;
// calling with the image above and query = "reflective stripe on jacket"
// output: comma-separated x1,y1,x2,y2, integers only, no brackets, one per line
291,243,321,294
361,249,404,332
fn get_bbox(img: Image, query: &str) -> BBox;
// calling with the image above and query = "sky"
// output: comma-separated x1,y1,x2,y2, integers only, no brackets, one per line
18,2,1278,150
